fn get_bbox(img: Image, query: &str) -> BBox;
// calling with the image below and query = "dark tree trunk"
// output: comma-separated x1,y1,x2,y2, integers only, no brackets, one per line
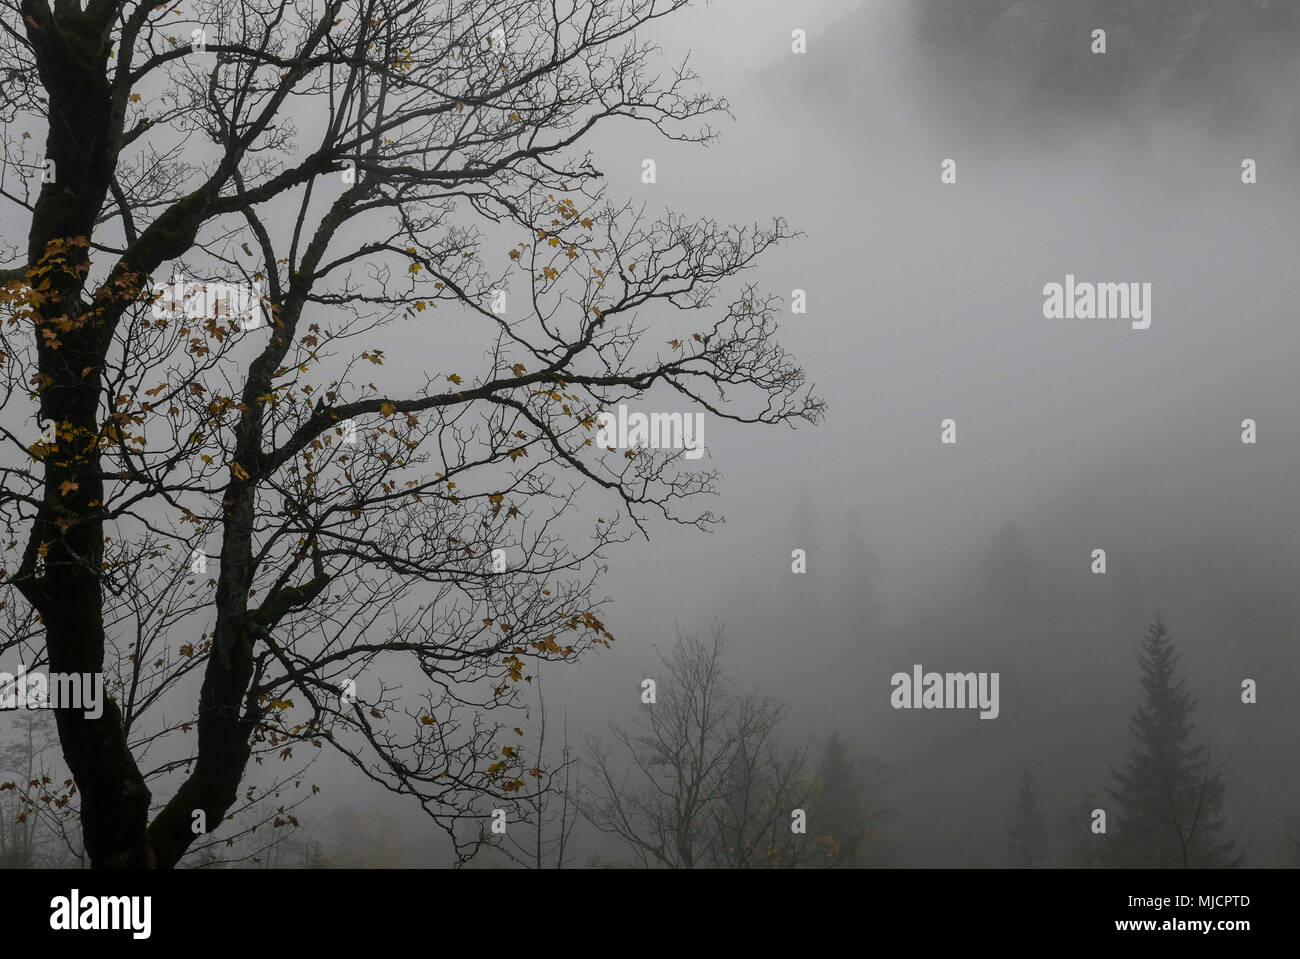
16,1,156,869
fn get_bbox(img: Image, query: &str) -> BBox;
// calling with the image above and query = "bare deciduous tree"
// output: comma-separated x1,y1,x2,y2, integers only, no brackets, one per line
585,624,812,868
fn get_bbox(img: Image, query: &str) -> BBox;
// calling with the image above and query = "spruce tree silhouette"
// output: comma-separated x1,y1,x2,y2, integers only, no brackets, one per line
1108,614,1238,868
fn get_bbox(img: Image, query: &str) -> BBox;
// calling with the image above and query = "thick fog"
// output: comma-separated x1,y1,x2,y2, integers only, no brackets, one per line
5,0,1298,869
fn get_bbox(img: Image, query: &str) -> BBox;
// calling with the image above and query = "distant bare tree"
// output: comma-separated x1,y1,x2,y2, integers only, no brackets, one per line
0,710,79,867
585,624,811,868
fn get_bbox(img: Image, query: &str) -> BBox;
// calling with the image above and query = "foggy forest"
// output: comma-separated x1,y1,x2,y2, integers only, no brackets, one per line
1,0,1299,874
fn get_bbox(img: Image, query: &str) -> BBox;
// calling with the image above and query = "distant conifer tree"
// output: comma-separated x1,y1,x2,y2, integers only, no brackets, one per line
1107,614,1238,867
1007,764,1049,868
